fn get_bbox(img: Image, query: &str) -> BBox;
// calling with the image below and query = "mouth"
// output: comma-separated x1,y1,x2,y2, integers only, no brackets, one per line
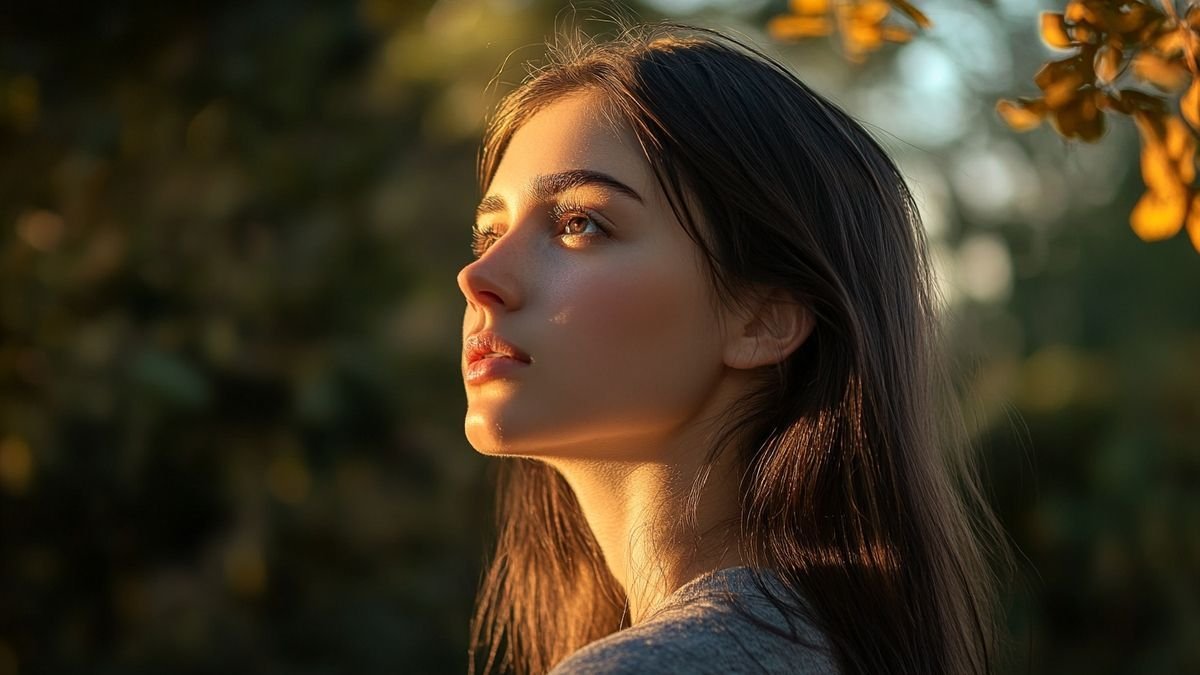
463,350,530,384
463,330,532,366
469,352,529,364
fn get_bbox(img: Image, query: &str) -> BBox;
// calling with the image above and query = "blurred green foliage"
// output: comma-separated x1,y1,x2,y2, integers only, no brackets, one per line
0,1,1197,673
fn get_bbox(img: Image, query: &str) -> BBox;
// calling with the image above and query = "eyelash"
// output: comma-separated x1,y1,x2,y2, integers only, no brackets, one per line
470,202,610,259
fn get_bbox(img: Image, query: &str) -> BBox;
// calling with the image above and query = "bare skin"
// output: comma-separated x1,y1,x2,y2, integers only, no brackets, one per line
458,92,813,623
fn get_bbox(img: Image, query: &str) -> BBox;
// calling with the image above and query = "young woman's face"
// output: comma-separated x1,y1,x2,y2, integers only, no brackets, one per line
458,92,732,460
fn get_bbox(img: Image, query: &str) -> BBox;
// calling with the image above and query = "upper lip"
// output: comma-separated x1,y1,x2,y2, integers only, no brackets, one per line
464,330,531,365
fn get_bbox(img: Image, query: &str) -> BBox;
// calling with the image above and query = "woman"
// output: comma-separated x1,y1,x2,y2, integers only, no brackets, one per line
457,20,1007,675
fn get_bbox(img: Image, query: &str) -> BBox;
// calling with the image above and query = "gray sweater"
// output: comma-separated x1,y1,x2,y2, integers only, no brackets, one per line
547,567,840,674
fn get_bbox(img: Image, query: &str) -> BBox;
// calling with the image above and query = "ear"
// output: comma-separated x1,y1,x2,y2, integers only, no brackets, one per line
722,287,815,370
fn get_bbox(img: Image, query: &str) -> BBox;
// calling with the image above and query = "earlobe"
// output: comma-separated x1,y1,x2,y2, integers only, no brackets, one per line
722,289,814,370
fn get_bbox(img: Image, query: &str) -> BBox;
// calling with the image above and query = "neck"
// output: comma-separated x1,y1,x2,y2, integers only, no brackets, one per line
543,426,746,624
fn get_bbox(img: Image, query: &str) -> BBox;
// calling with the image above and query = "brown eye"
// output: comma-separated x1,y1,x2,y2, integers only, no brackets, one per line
561,214,602,236
550,203,610,241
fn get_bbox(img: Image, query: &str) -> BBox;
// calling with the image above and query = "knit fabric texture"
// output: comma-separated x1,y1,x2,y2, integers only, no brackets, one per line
547,567,839,674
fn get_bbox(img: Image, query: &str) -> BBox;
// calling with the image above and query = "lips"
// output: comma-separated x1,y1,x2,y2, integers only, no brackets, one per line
464,330,532,365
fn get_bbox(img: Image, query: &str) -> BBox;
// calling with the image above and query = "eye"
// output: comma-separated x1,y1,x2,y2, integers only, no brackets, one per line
469,204,611,259
560,213,603,236
551,203,610,241
470,224,500,259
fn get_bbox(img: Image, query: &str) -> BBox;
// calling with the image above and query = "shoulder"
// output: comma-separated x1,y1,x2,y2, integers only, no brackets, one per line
548,569,839,675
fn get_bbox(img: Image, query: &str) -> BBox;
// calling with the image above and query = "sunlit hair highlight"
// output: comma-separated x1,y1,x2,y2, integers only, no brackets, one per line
469,19,1009,675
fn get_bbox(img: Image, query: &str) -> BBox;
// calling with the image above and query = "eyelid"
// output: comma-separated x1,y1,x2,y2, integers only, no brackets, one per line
549,201,614,235
469,199,614,258
475,200,615,235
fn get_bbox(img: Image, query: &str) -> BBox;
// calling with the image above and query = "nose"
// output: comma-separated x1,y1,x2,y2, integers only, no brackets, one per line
457,242,522,316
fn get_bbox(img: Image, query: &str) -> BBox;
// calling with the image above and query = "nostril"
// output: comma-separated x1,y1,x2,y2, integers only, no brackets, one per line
477,289,504,306
458,261,515,310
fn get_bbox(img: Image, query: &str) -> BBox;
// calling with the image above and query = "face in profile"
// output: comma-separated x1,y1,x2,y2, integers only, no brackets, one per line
457,92,735,461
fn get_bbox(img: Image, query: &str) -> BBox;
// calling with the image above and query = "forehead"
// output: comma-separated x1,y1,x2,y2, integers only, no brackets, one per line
488,92,655,197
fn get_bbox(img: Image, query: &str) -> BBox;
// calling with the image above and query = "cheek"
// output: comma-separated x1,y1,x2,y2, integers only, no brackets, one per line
570,269,683,342
543,256,721,409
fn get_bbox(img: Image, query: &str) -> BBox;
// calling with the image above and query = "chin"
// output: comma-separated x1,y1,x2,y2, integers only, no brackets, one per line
464,411,522,457
464,394,548,451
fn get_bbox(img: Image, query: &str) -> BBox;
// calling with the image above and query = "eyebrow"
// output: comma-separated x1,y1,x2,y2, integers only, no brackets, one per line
475,169,644,220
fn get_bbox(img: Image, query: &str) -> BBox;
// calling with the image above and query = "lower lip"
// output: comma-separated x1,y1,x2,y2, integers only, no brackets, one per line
465,356,530,384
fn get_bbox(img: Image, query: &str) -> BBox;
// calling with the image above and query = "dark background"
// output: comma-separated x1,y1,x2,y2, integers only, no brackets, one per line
1,0,1197,673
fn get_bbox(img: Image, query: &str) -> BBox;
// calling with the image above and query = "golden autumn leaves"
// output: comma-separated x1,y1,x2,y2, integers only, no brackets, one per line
1131,111,1199,243
768,0,931,63
770,0,1200,254
998,1,1200,251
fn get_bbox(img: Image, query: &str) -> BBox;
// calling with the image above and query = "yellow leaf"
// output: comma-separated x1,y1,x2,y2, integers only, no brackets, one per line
1070,24,1098,44
1096,90,1126,113
1183,79,1200,131
1187,193,1200,253
1040,12,1073,49
1075,92,1105,141
1165,115,1190,158
1132,52,1190,92
769,15,835,39
881,26,913,43
1094,44,1122,84
1043,72,1085,109
1164,116,1196,184
1107,2,1151,34
1064,0,1090,23
1130,188,1188,241
1034,58,1069,88
789,0,830,14
855,1,890,24
1132,109,1159,139
1034,58,1086,102
1153,30,1188,58
1117,88,1168,114
1051,95,1106,140
847,21,884,50
996,99,1047,131
889,0,932,29
1137,124,1183,194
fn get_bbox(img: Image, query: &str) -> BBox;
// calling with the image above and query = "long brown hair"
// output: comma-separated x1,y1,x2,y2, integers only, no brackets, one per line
467,20,1009,675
